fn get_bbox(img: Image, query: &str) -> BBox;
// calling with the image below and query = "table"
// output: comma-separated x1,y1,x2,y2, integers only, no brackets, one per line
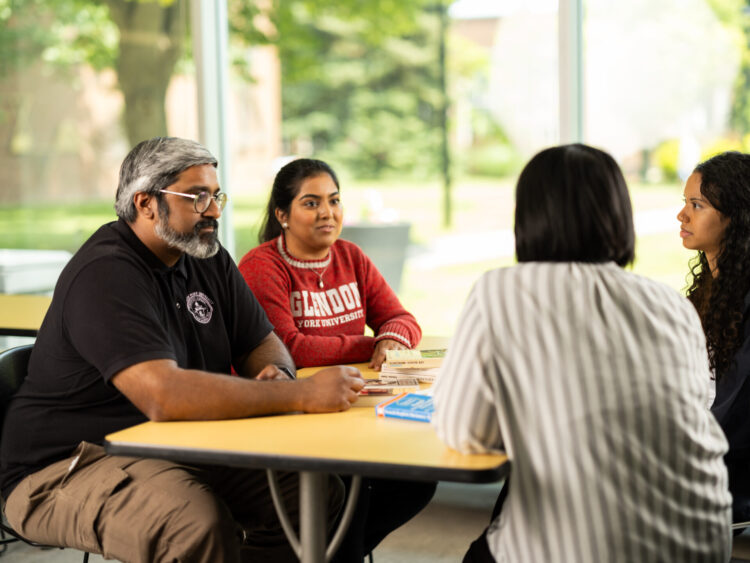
0,249,71,294
105,406,507,562
0,294,51,337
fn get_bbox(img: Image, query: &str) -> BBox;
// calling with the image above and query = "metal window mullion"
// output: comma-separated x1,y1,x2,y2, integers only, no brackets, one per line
559,0,584,144
190,0,236,257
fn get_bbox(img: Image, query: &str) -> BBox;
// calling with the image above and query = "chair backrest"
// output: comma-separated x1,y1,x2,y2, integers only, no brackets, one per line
0,345,90,559
0,345,33,438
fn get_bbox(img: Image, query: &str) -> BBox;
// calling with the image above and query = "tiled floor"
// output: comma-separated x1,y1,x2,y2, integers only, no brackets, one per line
733,530,750,562
0,482,500,562
5,483,749,563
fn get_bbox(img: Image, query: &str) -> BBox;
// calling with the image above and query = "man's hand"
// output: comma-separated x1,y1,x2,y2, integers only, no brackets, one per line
298,366,365,413
112,360,362,421
369,339,409,370
255,365,294,380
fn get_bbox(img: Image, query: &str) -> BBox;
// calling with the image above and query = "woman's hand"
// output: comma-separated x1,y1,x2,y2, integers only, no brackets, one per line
369,338,409,370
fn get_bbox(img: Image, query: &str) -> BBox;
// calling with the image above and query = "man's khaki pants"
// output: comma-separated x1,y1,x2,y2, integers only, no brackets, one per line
5,442,343,562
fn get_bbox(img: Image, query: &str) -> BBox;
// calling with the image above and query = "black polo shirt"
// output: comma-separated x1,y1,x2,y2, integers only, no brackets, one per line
0,219,273,497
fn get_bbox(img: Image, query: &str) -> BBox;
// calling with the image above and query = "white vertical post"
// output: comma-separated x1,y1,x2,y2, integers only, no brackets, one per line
190,0,235,257
558,0,584,144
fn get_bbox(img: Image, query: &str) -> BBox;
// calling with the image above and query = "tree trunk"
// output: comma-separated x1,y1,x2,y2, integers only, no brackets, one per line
105,0,186,146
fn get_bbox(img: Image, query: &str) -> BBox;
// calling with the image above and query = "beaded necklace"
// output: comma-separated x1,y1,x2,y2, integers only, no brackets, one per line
276,236,332,289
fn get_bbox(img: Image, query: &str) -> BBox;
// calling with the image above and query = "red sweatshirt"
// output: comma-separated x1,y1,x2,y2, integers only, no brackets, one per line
238,235,421,367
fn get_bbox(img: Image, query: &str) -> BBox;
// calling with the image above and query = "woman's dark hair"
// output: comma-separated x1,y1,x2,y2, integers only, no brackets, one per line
514,143,635,266
258,158,340,243
685,151,750,379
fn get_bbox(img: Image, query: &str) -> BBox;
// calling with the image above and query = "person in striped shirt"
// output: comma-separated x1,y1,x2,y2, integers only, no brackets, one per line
433,144,732,562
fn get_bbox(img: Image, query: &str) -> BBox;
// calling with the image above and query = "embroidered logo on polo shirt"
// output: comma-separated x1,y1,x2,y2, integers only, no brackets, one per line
186,292,213,324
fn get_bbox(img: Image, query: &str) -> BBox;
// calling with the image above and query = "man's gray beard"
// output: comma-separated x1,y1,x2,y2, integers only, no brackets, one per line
155,214,220,259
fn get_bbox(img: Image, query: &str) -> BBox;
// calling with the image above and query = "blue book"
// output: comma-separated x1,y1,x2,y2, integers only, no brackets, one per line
375,392,434,422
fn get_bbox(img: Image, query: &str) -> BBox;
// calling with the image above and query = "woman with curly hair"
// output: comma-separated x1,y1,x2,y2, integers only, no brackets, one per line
678,150,750,522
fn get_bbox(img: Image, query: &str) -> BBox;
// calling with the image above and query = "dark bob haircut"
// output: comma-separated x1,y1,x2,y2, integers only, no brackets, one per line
514,143,635,266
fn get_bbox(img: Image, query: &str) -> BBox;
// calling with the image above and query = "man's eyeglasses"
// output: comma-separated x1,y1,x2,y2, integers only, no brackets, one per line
159,189,228,213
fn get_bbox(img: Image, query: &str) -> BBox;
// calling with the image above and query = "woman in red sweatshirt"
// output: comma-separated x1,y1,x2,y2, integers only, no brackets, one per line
239,158,421,369
239,158,434,563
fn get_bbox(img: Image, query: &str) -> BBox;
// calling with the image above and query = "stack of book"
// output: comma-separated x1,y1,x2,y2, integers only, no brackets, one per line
354,376,420,407
380,348,446,383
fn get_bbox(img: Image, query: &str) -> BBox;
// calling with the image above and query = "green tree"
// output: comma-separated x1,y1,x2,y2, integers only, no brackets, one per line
2,0,433,150
104,0,187,145
273,1,445,178
2,0,444,176
0,0,184,147
706,0,750,134
0,0,117,199
0,0,116,76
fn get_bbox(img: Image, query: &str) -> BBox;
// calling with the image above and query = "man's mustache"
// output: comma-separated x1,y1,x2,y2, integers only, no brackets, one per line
194,219,219,234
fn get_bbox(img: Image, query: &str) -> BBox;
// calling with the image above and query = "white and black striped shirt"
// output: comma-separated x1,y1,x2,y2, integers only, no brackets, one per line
433,262,731,563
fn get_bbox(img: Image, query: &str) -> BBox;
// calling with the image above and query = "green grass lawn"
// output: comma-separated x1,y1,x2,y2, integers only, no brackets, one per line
632,232,694,291
0,175,694,336
398,231,695,337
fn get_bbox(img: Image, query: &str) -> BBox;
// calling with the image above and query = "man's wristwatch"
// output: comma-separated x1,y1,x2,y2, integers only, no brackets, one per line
277,365,296,379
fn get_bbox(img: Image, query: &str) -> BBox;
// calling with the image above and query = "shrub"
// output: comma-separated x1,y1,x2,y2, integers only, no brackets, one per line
464,142,524,178
701,136,743,160
653,139,680,182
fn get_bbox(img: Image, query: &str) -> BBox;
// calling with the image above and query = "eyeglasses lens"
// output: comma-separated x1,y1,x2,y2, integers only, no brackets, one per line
215,193,227,210
195,192,227,213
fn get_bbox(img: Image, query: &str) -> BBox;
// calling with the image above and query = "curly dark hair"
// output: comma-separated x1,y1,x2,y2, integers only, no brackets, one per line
685,151,750,379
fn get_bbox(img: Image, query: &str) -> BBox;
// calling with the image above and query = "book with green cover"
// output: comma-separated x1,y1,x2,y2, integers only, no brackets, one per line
384,348,446,369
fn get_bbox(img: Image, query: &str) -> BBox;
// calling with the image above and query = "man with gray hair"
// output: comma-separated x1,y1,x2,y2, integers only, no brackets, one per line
0,137,365,562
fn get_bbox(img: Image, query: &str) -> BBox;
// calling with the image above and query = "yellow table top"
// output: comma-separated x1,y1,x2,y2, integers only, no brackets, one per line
105,407,507,483
106,334,506,481
297,362,379,379
0,293,51,336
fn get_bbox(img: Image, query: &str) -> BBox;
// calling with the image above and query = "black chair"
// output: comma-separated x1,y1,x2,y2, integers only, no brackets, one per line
0,344,89,562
